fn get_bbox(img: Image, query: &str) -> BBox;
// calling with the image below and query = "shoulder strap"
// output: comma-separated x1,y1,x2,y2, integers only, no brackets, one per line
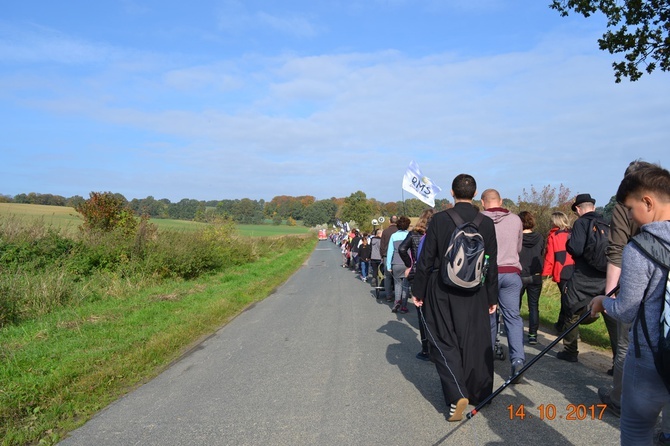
446,208,483,228
472,212,484,228
630,232,670,270
446,208,465,227
629,231,670,360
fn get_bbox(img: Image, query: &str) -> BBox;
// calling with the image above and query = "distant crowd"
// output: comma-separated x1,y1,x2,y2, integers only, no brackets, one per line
330,161,670,446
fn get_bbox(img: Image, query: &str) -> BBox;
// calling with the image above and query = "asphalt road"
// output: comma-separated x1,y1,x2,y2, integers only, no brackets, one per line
60,242,620,445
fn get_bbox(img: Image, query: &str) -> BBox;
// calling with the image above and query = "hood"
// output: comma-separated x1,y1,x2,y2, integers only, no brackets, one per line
481,207,510,224
523,231,544,248
641,221,670,246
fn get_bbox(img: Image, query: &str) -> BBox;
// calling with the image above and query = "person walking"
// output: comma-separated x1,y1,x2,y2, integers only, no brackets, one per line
482,189,525,382
590,163,670,445
386,217,411,313
380,216,399,301
542,212,575,332
399,208,434,360
557,193,607,363
518,211,544,345
412,174,498,422
358,235,372,282
369,229,382,288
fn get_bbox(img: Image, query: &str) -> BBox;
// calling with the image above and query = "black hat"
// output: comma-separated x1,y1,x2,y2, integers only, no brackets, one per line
571,193,596,212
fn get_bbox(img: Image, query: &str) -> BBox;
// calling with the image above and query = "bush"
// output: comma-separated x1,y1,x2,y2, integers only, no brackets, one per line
0,213,312,327
76,191,137,234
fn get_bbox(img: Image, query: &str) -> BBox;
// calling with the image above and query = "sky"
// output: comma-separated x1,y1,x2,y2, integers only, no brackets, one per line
1,1,668,208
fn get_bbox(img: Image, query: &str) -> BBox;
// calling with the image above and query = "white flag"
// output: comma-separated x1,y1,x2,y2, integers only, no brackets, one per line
401,160,442,207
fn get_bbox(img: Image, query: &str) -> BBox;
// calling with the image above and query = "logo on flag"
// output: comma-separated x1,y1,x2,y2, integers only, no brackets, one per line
402,161,442,207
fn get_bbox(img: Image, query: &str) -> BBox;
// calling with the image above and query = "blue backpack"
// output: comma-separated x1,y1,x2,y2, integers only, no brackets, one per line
630,231,670,393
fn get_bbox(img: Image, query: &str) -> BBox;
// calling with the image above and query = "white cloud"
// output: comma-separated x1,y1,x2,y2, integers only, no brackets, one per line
256,12,318,37
216,1,319,38
3,18,669,203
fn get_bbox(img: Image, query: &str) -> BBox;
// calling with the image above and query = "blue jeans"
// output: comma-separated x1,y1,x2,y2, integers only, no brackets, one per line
491,273,525,363
620,347,670,445
360,261,369,278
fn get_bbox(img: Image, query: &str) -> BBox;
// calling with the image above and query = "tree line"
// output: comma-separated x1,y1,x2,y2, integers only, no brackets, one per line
1,187,616,235
0,191,450,227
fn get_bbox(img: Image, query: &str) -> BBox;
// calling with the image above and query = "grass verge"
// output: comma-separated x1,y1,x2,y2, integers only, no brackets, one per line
520,279,611,349
0,238,316,445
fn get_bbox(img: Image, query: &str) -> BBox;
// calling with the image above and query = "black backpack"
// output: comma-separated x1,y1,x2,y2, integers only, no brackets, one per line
630,231,670,393
440,209,487,290
582,217,610,272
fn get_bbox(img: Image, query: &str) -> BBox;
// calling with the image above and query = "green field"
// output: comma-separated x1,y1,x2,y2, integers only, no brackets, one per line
0,203,310,236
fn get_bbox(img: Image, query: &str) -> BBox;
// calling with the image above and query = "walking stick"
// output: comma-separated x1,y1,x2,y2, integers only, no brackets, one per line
465,285,620,420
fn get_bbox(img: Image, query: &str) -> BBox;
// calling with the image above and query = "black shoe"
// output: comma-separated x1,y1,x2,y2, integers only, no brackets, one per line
556,351,578,363
606,367,613,376
528,334,538,345
391,303,400,313
416,351,430,361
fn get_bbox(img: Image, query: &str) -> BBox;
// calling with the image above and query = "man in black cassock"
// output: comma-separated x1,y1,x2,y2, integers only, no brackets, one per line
412,173,499,422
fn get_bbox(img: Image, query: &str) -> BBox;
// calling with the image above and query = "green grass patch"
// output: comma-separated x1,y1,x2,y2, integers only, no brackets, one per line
236,224,309,237
520,279,611,349
0,238,316,445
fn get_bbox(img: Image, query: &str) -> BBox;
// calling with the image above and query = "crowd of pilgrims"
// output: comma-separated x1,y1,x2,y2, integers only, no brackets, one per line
324,162,670,444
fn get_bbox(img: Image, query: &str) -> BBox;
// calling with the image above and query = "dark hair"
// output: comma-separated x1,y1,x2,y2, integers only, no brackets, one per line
624,159,654,177
397,216,411,231
616,163,670,203
518,211,535,230
452,174,477,200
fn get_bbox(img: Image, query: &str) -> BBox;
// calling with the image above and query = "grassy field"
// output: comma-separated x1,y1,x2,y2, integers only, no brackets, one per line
0,203,310,236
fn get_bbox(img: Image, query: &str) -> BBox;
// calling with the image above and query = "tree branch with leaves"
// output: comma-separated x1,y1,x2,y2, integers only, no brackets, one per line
551,0,670,82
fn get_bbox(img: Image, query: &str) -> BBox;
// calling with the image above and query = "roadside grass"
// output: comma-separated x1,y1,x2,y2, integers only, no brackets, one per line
520,279,611,349
0,237,316,446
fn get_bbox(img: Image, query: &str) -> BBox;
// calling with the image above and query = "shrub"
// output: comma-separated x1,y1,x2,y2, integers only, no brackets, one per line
76,192,137,234
142,230,226,279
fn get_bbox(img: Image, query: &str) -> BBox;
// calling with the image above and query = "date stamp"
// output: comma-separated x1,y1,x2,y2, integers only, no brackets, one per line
507,404,608,420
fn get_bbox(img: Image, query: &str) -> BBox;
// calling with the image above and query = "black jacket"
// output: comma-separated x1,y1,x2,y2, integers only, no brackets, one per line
358,244,372,262
564,211,606,311
520,231,545,278
399,230,424,280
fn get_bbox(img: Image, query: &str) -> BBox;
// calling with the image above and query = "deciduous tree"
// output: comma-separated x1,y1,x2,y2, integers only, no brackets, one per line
551,0,670,82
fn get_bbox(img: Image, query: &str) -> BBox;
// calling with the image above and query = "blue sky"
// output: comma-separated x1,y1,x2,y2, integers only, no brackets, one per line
1,1,668,207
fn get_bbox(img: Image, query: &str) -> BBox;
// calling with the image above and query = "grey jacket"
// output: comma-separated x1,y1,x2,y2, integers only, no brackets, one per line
603,220,670,353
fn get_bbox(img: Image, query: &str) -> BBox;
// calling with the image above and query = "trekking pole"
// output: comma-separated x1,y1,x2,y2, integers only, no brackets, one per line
465,285,620,420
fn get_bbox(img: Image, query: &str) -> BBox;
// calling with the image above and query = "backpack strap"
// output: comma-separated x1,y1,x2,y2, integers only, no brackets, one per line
445,208,484,228
630,232,670,270
446,208,465,227
629,232,670,360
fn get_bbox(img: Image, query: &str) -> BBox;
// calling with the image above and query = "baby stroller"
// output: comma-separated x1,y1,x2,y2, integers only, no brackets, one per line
494,308,506,360
374,262,386,299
